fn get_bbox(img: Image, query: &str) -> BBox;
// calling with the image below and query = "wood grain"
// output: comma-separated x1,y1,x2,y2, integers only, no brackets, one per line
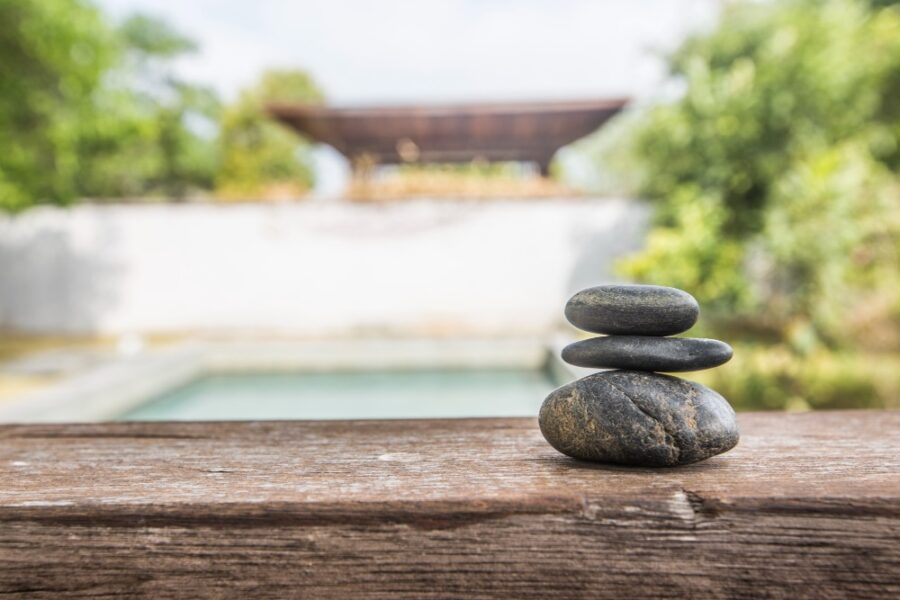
0,411,897,598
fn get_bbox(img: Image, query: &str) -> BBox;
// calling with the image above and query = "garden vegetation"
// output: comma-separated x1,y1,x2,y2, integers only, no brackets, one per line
613,0,899,409
0,0,320,210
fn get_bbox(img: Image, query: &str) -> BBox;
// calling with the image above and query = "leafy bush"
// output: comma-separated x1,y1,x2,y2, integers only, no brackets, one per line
215,70,323,200
688,344,899,411
618,0,900,349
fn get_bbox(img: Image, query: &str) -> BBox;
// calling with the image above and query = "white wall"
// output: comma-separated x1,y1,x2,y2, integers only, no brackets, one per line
0,199,648,336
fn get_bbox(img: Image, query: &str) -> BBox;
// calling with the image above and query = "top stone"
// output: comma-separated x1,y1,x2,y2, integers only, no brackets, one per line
565,284,699,336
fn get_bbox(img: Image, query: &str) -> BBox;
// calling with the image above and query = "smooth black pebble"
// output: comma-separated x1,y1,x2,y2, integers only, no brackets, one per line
539,370,739,467
562,336,733,372
565,284,699,336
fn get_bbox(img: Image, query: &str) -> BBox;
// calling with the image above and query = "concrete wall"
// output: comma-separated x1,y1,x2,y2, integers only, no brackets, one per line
0,199,648,336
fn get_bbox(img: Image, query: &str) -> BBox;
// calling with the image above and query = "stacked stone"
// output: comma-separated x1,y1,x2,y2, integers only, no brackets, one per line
539,284,739,467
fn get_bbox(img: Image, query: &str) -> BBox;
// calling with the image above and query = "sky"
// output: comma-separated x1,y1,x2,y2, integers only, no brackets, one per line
94,1,722,194
96,0,722,105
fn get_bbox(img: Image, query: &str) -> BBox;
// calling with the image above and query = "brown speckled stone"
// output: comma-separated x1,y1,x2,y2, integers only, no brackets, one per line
565,285,699,336
539,370,739,467
561,336,733,372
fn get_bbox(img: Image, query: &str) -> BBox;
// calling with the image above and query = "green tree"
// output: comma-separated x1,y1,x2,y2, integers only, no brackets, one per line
617,0,900,347
77,14,220,200
0,4,221,210
0,0,116,211
216,70,323,199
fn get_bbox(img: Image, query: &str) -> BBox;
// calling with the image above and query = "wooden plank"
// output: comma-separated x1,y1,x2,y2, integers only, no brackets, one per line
0,411,898,598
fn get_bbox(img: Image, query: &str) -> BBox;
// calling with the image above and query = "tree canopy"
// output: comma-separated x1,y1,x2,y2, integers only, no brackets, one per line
216,70,324,199
617,0,900,349
0,0,115,210
0,0,321,210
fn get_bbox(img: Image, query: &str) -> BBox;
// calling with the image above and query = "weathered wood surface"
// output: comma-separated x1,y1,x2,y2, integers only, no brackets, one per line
0,411,898,598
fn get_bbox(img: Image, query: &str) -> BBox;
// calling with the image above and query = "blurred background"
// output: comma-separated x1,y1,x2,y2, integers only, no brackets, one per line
0,0,897,421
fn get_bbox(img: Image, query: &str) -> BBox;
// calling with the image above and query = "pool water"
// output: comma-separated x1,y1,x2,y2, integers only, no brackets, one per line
121,369,561,421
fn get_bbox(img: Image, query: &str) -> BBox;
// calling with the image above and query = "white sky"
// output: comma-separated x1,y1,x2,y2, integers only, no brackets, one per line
95,1,722,194
96,0,721,104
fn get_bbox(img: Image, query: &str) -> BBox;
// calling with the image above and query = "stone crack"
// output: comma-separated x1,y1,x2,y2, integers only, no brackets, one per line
603,376,681,462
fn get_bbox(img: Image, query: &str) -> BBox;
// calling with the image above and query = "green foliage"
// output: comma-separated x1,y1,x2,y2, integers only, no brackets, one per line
689,344,899,411
216,70,323,199
619,0,900,347
0,0,116,210
0,2,221,210
1,4,323,206
77,13,221,200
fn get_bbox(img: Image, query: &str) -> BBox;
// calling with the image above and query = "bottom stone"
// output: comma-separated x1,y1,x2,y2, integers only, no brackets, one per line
539,370,739,467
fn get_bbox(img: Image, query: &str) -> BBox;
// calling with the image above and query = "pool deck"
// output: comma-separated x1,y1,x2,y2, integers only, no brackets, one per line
0,410,897,597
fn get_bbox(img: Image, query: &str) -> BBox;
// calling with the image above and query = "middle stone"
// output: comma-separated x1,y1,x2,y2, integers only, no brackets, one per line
562,336,733,372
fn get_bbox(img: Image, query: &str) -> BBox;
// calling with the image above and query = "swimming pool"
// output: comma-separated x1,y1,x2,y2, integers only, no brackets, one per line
121,368,561,421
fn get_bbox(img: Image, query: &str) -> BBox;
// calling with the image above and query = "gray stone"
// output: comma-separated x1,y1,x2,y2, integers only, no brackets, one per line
539,370,739,467
562,336,733,372
565,285,699,336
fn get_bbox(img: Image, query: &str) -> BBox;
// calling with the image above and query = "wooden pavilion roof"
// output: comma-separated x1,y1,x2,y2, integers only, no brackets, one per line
267,98,628,173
